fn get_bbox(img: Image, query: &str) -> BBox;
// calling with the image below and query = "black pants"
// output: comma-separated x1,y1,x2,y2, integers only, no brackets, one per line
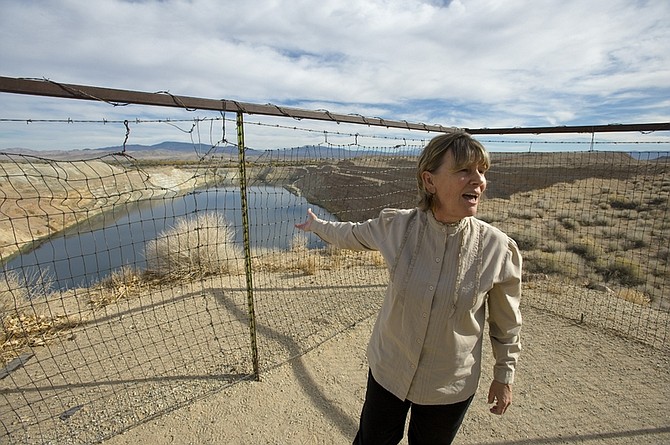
353,371,473,445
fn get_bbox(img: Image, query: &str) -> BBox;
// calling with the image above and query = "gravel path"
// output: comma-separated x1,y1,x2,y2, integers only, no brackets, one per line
103,302,670,445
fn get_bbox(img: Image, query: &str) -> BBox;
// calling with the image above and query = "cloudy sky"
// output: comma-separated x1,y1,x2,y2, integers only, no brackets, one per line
1,0,669,150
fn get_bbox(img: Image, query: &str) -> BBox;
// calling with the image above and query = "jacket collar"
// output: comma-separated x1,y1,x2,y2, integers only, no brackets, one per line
425,209,468,235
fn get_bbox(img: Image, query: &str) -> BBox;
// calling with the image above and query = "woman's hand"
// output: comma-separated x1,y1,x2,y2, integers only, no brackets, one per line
295,208,319,232
488,380,512,415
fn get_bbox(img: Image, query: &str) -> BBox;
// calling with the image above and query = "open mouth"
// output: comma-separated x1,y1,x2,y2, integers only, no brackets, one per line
462,193,479,203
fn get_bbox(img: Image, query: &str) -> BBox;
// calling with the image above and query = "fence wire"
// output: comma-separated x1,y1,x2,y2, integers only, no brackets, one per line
0,110,668,444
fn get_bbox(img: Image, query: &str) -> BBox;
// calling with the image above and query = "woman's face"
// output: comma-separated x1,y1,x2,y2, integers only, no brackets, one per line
421,149,487,223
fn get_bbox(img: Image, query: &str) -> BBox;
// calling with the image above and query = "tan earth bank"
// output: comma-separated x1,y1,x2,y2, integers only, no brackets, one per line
0,160,206,262
1,155,669,444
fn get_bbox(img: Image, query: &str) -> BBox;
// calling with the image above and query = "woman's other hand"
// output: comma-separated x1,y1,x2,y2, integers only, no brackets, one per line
295,208,318,232
488,380,512,415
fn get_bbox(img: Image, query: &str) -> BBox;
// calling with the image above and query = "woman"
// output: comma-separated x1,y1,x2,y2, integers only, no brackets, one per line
295,131,522,445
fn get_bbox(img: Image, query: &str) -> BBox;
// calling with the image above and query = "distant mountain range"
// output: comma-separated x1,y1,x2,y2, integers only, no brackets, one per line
0,141,421,161
0,141,246,161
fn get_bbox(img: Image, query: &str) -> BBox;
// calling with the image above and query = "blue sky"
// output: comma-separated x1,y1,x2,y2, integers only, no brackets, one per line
1,0,669,151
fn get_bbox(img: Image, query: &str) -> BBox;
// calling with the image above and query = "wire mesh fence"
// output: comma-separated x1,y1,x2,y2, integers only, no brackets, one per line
0,81,669,443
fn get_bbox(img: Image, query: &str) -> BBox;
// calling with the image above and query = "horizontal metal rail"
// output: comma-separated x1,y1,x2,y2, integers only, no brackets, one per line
467,122,670,135
0,76,455,133
1,76,669,135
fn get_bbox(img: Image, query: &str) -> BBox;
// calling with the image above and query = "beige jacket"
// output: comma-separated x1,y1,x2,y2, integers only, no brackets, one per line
310,208,522,405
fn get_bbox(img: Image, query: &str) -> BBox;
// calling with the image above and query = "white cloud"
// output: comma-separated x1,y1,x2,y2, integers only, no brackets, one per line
1,0,669,150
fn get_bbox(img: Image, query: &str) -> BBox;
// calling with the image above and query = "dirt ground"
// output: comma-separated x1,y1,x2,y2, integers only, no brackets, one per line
101,302,670,445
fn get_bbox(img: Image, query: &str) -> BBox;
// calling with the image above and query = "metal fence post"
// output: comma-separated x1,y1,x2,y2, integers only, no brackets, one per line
236,111,260,380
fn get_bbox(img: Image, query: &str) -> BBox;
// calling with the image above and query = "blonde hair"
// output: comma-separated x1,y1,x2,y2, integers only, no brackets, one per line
416,131,490,211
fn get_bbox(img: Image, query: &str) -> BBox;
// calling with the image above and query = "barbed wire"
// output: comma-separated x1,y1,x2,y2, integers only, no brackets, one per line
40,77,131,108
481,139,669,145
2,117,668,146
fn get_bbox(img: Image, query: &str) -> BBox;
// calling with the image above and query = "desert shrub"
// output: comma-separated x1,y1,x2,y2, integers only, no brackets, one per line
579,213,611,227
610,198,641,210
100,265,143,289
541,240,565,253
600,225,628,244
509,231,537,251
90,265,144,308
145,211,242,280
509,209,542,220
646,196,667,207
623,236,648,250
555,212,580,230
477,213,500,224
534,199,551,210
290,232,309,252
0,271,26,319
295,254,318,275
605,239,624,253
547,221,570,243
252,240,372,276
618,288,650,305
322,244,342,257
523,251,584,278
597,257,645,287
617,209,640,220
367,250,386,267
567,239,604,262
1,271,80,365
647,209,668,223
1,269,54,316
523,251,562,276
321,245,344,269
251,248,288,273
650,260,668,279
289,233,322,275
523,250,564,274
